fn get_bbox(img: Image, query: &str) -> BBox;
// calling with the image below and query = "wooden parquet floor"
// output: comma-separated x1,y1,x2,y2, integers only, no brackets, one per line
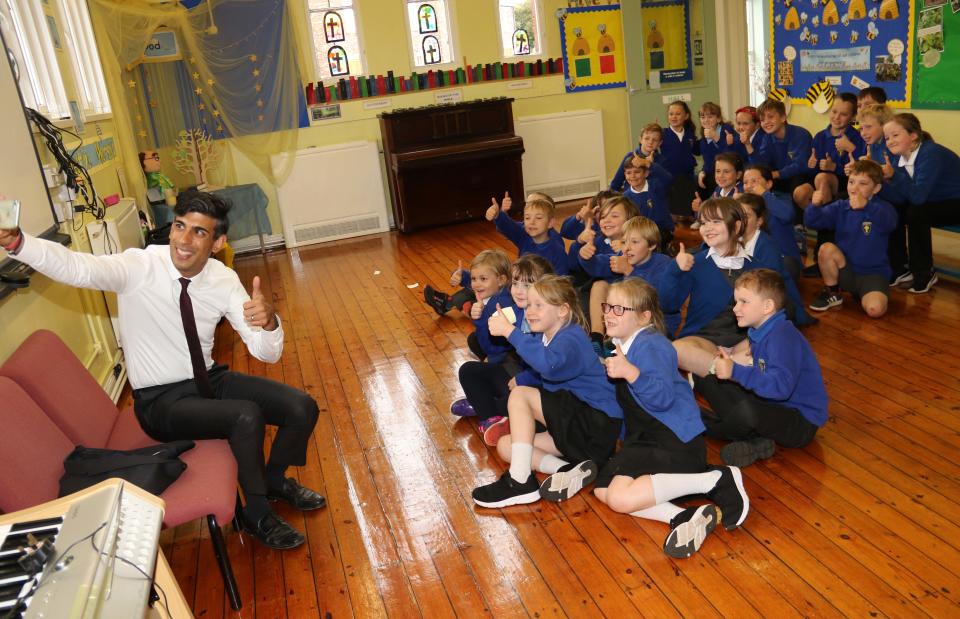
156,216,960,618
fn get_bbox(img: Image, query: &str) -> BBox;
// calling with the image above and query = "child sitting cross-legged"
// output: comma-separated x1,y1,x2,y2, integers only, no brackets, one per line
472,275,623,508
804,159,897,318
694,269,828,467
592,278,749,558
452,254,554,447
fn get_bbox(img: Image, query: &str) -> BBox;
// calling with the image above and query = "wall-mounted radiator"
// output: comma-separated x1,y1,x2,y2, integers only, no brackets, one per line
273,141,390,248
515,109,606,201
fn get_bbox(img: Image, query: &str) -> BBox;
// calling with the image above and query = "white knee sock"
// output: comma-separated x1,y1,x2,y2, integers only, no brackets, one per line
650,471,722,504
630,502,683,524
509,443,534,483
538,454,569,475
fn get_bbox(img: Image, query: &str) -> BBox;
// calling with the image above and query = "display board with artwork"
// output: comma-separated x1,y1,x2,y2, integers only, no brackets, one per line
558,4,627,92
911,0,960,109
770,0,914,106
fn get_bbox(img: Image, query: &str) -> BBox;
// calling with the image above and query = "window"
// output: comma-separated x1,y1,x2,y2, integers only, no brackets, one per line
306,0,365,80
497,0,542,58
0,0,109,120
745,0,768,106
406,1,455,67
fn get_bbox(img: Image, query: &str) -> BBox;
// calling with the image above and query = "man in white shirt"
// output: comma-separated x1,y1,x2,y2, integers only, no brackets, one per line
1,190,323,550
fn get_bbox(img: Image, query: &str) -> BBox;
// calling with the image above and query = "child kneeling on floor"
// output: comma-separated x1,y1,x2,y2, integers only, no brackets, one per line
592,278,749,558
694,269,828,467
472,275,623,509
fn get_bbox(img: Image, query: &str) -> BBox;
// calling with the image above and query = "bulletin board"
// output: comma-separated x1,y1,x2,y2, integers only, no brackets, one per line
558,4,627,92
911,0,960,109
770,0,915,106
640,0,693,83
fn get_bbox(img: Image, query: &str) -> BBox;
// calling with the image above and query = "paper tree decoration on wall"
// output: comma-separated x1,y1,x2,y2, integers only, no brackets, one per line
418,4,438,33
173,128,222,189
323,11,345,42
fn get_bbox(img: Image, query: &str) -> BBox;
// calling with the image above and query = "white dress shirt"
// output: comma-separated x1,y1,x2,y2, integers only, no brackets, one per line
899,143,921,178
706,243,751,270
13,234,283,389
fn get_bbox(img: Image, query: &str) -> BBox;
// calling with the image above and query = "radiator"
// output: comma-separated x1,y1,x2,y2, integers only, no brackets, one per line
515,109,606,201
273,141,390,247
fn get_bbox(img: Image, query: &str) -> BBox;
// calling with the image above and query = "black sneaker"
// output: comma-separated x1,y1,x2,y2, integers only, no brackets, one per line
539,460,598,502
908,271,939,294
423,285,451,315
706,466,749,530
472,471,541,508
809,287,843,311
889,268,914,287
801,263,821,278
720,437,776,468
663,504,720,559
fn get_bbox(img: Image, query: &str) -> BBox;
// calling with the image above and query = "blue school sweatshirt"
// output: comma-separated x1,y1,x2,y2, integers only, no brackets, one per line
748,232,816,326
507,323,623,420
700,123,737,177
809,124,865,179
731,129,764,164
762,191,800,260
730,311,828,427
624,180,675,233
803,197,898,278
617,327,705,442
750,124,813,179
472,287,515,363
511,307,542,388
610,149,673,191
864,142,904,204
494,210,569,275
660,248,791,338
660,126,700,176
886,141,960,206
712,183,743,198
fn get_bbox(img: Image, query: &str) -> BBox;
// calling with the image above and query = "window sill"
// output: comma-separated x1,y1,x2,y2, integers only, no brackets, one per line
32,111,114,134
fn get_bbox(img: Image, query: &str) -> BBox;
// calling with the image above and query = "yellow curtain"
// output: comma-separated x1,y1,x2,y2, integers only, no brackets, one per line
88,0,301,206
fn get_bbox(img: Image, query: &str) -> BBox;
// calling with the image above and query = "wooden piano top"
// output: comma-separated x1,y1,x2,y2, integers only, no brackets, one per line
379,97,516,152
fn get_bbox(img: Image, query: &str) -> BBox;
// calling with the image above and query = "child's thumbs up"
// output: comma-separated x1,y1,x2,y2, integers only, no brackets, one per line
486,197,500,221
502,191,512,212
676,243,695,271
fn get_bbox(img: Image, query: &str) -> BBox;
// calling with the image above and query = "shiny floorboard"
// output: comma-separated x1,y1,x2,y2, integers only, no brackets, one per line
155,216,960,618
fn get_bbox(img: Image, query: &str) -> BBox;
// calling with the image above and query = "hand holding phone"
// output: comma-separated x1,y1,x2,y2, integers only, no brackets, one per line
0,200,20,230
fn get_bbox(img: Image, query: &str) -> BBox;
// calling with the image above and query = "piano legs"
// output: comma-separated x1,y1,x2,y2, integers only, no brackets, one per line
207,514,242,611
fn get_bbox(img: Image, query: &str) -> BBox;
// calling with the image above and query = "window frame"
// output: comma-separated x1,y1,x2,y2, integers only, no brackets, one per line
57,0,111,116
495,0,545,61
304,0,368,81
404,0,459,71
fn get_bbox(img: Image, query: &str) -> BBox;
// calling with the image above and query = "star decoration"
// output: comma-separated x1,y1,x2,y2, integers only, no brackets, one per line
189,56,197,64
256,99,264,108
254,84,262,92
194,87,203,95
206,78,215,86
149,100,158,108
252,68,260,77
216,124,224,132
198,103,206,110
249,54,257,62
138,130,147,138
135,114,143,122
192,72,200,80
258,114,264,121
127,80,136,88
212,109,220,117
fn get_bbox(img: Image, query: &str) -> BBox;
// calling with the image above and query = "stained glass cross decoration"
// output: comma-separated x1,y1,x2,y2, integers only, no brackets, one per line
418,4,438,33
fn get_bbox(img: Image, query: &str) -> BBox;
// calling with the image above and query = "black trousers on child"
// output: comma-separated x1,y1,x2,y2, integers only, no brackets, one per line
905,198,960,275
459,361,511,421
694,375,818,448
133,365,319,498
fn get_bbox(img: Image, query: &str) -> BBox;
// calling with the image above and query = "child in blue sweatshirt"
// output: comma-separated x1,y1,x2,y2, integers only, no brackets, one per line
747,99,813,196
743,165,801,279
805,160,897,318
694,269,827,467
580,216,680,337
488,192,568,275
619,155,674,246
453,255,554,446
610,122,673,192
588,278,749,558
472,275,623,508
794,93,865,209
692,152,744,229
697,102,737,199
883,113,960,293
661,101,700,217
732,106,763,164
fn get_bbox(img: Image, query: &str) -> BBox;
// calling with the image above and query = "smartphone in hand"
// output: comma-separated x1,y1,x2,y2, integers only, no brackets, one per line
0,200,20,229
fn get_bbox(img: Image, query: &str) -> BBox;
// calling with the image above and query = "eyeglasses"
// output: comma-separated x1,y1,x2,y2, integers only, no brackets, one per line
146,154,160,161
601,303,635,316
512,279,532,289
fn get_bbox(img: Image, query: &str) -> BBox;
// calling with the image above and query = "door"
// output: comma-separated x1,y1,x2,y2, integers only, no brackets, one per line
622,0,720,146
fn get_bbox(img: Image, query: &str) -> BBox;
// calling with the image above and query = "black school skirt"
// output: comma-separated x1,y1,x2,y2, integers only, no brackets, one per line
540,388,622,466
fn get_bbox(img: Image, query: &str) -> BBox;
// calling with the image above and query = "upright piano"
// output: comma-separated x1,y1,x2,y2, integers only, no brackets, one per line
379,97,525,232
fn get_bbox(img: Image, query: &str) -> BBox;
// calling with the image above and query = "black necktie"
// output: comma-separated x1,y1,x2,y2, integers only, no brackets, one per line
178,278,214,398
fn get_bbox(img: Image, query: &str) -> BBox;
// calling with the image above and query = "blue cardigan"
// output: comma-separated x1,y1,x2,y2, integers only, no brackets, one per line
507,323,623,420
659,126,700,176
510,307,542,388
887,141,960,205
762,191,801,260
730,311,828,427
619,327,705,443
731,129,764,164
750,232,816,326
623,181,675,233
494,210,569,275
810,124,865,179
750,124,813,179
471,287,515,363
610,149,673,192
699,123,737,177
803,198,898,278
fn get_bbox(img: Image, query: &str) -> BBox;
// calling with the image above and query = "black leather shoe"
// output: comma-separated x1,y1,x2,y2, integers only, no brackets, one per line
267,477,327,511
241,512,305,550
